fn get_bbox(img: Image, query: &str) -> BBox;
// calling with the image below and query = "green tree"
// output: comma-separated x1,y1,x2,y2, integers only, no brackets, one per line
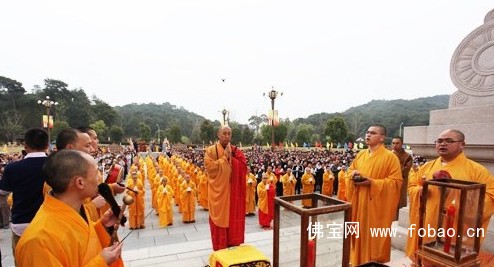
324,116,349,144
260,121,288,145
65,88,91,127
0,76,26,111
51,121,70,143
241,126,254,146
90,120,109,142
0,110,24,142
295,123,313,146
248,114,267,134
167,125,182,144
230,124,242,145
109,125,124,143
139,123,152,142
200,120,215,144
181,136,191,145
91,97,119,127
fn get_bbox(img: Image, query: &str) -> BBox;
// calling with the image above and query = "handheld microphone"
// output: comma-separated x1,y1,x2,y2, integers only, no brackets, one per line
97,183,127,226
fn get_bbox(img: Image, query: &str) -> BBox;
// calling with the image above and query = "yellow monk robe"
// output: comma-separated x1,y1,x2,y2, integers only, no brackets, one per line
406,152,494,258
126,177,145,229
157,183,174,227
205,144,232,228
246,172,257,215
337,169,347,201
16,193,123,267
198,171,209,210
180,180,197,223
301,172,315,207
257,181,272,227
281,172,296,197
322,170,334,196
346,144,402,265
149,172,160,213
266,171,277,185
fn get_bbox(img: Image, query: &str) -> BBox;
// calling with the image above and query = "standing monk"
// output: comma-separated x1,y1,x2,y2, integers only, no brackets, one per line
345,124,402,265
391,136,413,219
406,129,494,263
205,125,247,251
246,166,257,216
322,166,335,196
15,150,123,266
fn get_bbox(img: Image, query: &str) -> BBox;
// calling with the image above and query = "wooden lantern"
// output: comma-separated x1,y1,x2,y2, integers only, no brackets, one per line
416,179,486,267
273,193,351,267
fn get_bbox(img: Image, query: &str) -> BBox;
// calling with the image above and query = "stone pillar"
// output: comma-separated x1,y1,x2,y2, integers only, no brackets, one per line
396,9,494,253
404,8,494,173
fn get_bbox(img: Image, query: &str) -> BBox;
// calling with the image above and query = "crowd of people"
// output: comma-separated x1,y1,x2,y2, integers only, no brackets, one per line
0,124,492,266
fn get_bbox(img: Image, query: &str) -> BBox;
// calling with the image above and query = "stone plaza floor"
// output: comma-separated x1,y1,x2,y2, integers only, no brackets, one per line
0,180,410,267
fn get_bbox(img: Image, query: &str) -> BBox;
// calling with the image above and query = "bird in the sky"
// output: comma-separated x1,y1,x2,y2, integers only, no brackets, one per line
221,78,226,82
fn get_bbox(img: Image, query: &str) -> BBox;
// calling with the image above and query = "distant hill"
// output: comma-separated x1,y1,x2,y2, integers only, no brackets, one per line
112,95,449,141
114,102,209,138
293,95,450,138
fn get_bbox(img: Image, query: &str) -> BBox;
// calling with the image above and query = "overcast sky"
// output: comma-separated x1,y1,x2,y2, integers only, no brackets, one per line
1,1,492,124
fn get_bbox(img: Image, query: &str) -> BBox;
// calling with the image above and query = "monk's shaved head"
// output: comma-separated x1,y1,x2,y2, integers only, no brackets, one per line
217,125,232,147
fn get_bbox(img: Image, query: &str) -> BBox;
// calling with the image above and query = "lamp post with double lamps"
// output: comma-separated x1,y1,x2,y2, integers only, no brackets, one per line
263,87,282,150
37,96,58,149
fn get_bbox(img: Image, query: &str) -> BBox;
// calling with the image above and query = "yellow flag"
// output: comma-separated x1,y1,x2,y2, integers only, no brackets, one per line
290,142,294,148
295,142,299,147
266,142,270,147
326,142,330,150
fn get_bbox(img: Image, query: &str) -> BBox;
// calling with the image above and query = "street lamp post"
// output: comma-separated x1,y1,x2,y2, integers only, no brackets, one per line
263,87,282,149
221,108,229,126
37,96,58,149
399,122,404,137
156,124,161,144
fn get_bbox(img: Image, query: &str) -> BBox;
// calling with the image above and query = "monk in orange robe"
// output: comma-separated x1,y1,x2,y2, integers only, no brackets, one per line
257,174,275,229
345,124,402,266
157,177,174,227
126,170,145,229
16,150,123,266
301,167,315,207
322,166,334,196
204,125,247,251
246,167,257,216
180,174,197,223
406,129,494,265
337,166,347,201
281,169,296,197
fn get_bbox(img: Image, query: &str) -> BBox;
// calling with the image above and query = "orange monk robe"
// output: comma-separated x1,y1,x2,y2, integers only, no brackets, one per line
198,172,209,210
205,144,232,228
266,171,277,185
322,170,335,196
180,180,197,223
281,172,296,197
246,173,257,215
157,184,174,227
257,182,274,227
149,173,160,212
175,175,184,212
337,169,347,201
346,144,402,266
301,173,315,207
126,178,145,229
406,152,494,258
16,193,123,267
205,143,247,250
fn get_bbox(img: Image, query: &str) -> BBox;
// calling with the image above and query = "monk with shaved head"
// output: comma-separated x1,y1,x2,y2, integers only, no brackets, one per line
204,125,248,251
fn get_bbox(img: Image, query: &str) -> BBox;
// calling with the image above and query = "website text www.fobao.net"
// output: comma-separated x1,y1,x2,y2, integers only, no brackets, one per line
306,222,484,239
